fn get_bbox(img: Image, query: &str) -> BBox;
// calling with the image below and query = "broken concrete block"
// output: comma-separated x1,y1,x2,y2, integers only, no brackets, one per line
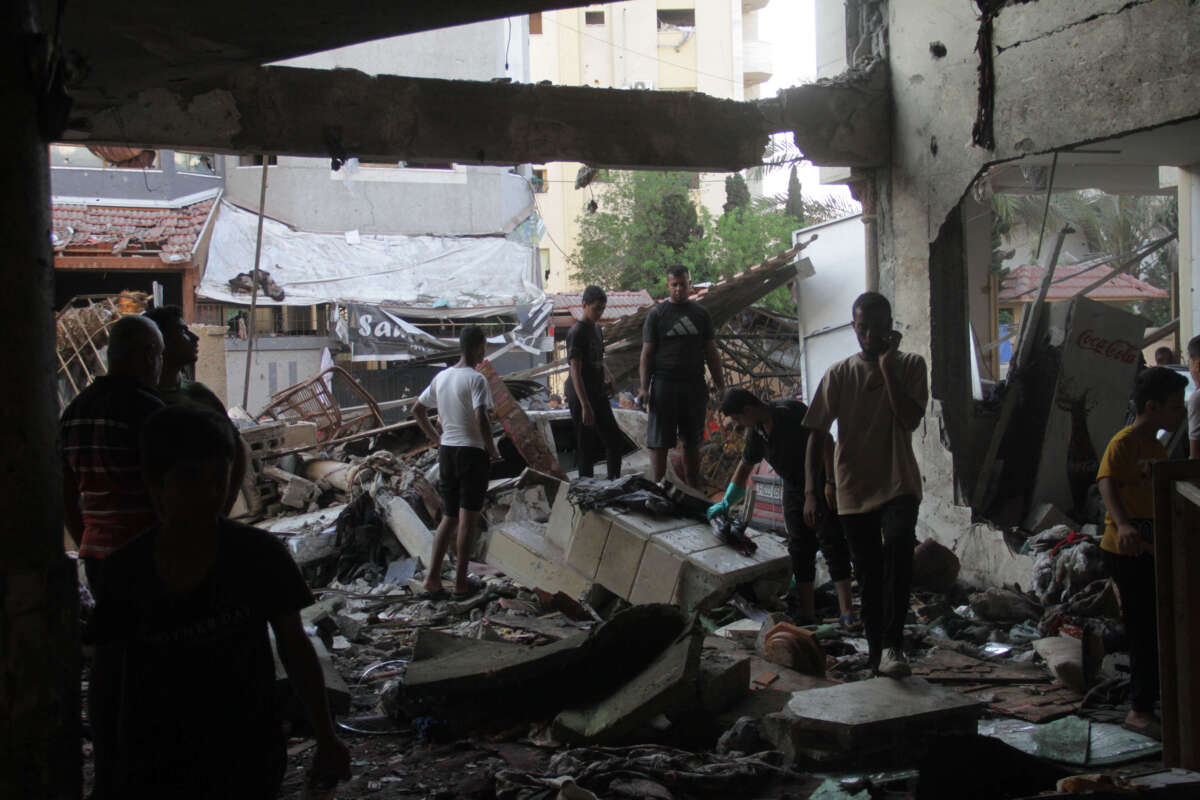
553,632,701,744
303,459,353,492
674,538,791,611
1033,635,1085,693
404,627,591,694
282,420,318,449
911,538,960,593
969,587,1041,622
566,513,612,579
714,618,762,642
761,622,825,676
954,525,1037,593
484,520,593,599
545,480,578,552
595,523,648,599
600,507,691,539
505,485,553,524
1024,503,1076,534
761,677,983,765
382,494,435,567
716,716,769,755
697,647,751,713
628,540,686,605
270,629,351,718
654,524,724,557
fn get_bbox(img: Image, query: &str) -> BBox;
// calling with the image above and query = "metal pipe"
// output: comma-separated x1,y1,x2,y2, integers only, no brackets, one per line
241,157,270,411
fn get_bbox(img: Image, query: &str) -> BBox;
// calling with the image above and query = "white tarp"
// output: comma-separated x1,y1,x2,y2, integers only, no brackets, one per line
199,201,543,310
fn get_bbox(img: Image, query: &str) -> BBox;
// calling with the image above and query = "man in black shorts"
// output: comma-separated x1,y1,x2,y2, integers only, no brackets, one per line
413,326,500,599
710,389,855,624
638,265,725,486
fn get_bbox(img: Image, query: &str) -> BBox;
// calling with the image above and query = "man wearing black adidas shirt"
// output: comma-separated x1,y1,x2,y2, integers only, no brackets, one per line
638,265,725,486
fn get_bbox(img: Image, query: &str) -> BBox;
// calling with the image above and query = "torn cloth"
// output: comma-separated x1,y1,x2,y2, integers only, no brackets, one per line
494,745,785,800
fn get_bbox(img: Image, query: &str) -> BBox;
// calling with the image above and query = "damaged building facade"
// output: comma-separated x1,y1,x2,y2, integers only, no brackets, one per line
5,0,1200,795
827,0,1200,585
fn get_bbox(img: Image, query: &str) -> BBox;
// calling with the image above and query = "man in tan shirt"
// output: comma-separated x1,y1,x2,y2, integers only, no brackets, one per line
803,291,928,678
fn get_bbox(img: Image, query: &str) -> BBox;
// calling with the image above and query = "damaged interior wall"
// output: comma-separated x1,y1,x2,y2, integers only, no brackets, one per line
871,0,1200,574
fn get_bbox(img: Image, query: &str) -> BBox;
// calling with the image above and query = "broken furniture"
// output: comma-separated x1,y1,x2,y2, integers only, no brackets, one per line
1153,459,1200,770
257,365,384,442
54,292,148,407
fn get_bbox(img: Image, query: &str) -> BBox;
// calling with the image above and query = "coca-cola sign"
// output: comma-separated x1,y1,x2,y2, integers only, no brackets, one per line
1075,329,1139,364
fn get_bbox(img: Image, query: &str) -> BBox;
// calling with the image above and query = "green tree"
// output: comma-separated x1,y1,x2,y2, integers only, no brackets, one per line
784,166,804,224
570,170,855,309
723,173,751,216
571,171,710,296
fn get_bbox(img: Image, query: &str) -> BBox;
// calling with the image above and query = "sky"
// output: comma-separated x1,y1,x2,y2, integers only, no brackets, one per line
756,0,858,208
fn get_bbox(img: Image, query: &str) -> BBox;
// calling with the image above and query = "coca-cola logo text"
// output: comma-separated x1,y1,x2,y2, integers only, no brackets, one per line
1076,329,1139,364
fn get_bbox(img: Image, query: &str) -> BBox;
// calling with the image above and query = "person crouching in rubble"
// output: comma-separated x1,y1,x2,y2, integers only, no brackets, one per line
413,325,501,599
89,405,351,798
802,292,928,679
566,285,625,480
710,389,856,626
1095,366,1186,739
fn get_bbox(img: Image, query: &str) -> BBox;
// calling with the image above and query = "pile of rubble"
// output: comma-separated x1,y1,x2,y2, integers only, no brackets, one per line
207,387,1191,798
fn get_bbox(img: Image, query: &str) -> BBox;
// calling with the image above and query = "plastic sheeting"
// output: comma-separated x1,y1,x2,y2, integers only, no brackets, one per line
198,201,543,310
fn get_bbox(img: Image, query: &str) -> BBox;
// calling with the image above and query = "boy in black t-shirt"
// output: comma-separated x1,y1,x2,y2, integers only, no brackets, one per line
638,265,725,486
91,405,350,799
566,285,625,479
711,389,855,625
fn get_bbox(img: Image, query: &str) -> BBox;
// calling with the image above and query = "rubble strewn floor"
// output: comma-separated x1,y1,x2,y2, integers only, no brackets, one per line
78,423,1197,798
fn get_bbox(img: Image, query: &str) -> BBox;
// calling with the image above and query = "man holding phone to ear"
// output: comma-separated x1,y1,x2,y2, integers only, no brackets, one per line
802,292,928,678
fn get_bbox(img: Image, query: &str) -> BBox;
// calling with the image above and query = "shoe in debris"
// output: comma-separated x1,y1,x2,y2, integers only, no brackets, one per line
878,648,911,678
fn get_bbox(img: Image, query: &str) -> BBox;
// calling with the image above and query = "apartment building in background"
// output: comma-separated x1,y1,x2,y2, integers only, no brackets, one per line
529,0,774,293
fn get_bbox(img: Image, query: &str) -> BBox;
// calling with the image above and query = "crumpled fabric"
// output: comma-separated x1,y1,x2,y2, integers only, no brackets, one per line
1025,526,1105,605
567,476,679,517
494,744,785,800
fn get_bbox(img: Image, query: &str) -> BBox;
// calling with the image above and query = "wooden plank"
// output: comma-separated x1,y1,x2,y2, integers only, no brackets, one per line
1152,461,1200,769
478,359,567,480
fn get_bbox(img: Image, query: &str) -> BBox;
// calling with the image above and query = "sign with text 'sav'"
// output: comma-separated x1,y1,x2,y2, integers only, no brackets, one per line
347,303,450,362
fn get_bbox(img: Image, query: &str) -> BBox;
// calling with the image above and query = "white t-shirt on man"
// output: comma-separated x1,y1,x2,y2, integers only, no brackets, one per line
418,366,494,450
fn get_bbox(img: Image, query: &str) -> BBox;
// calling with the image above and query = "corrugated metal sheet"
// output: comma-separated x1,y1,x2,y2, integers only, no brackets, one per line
549,290,654,322
1000,257,1168,304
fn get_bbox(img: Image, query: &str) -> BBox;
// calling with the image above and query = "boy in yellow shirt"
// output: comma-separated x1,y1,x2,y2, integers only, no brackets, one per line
1096,366,1187,738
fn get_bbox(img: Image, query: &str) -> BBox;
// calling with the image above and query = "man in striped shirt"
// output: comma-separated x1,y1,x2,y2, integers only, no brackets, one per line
60,313,163,799
62,314,165,569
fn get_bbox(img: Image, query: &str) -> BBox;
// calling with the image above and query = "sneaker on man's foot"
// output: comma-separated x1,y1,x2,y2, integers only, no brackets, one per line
878,648,911,678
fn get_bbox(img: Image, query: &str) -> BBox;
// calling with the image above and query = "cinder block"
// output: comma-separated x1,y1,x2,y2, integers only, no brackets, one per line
602,508,691,538
748,531,790,563
546,482,579,552
484,520,593,599
282,421,318,448
595,523,648,599
674,536,792,612
629,541,686,605
653,524,723,556
566,512,612,579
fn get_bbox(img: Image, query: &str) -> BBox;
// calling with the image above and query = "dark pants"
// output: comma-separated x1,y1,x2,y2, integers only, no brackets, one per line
1106,550,1159,712
782,484,852,583
566,387,624,479
839,495,920,666
84,557,118,800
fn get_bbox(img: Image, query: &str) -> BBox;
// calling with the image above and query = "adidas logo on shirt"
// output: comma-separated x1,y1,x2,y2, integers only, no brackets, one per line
666,317,700,337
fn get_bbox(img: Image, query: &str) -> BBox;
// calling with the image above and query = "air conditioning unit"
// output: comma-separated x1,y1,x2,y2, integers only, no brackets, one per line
630,79,655,91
